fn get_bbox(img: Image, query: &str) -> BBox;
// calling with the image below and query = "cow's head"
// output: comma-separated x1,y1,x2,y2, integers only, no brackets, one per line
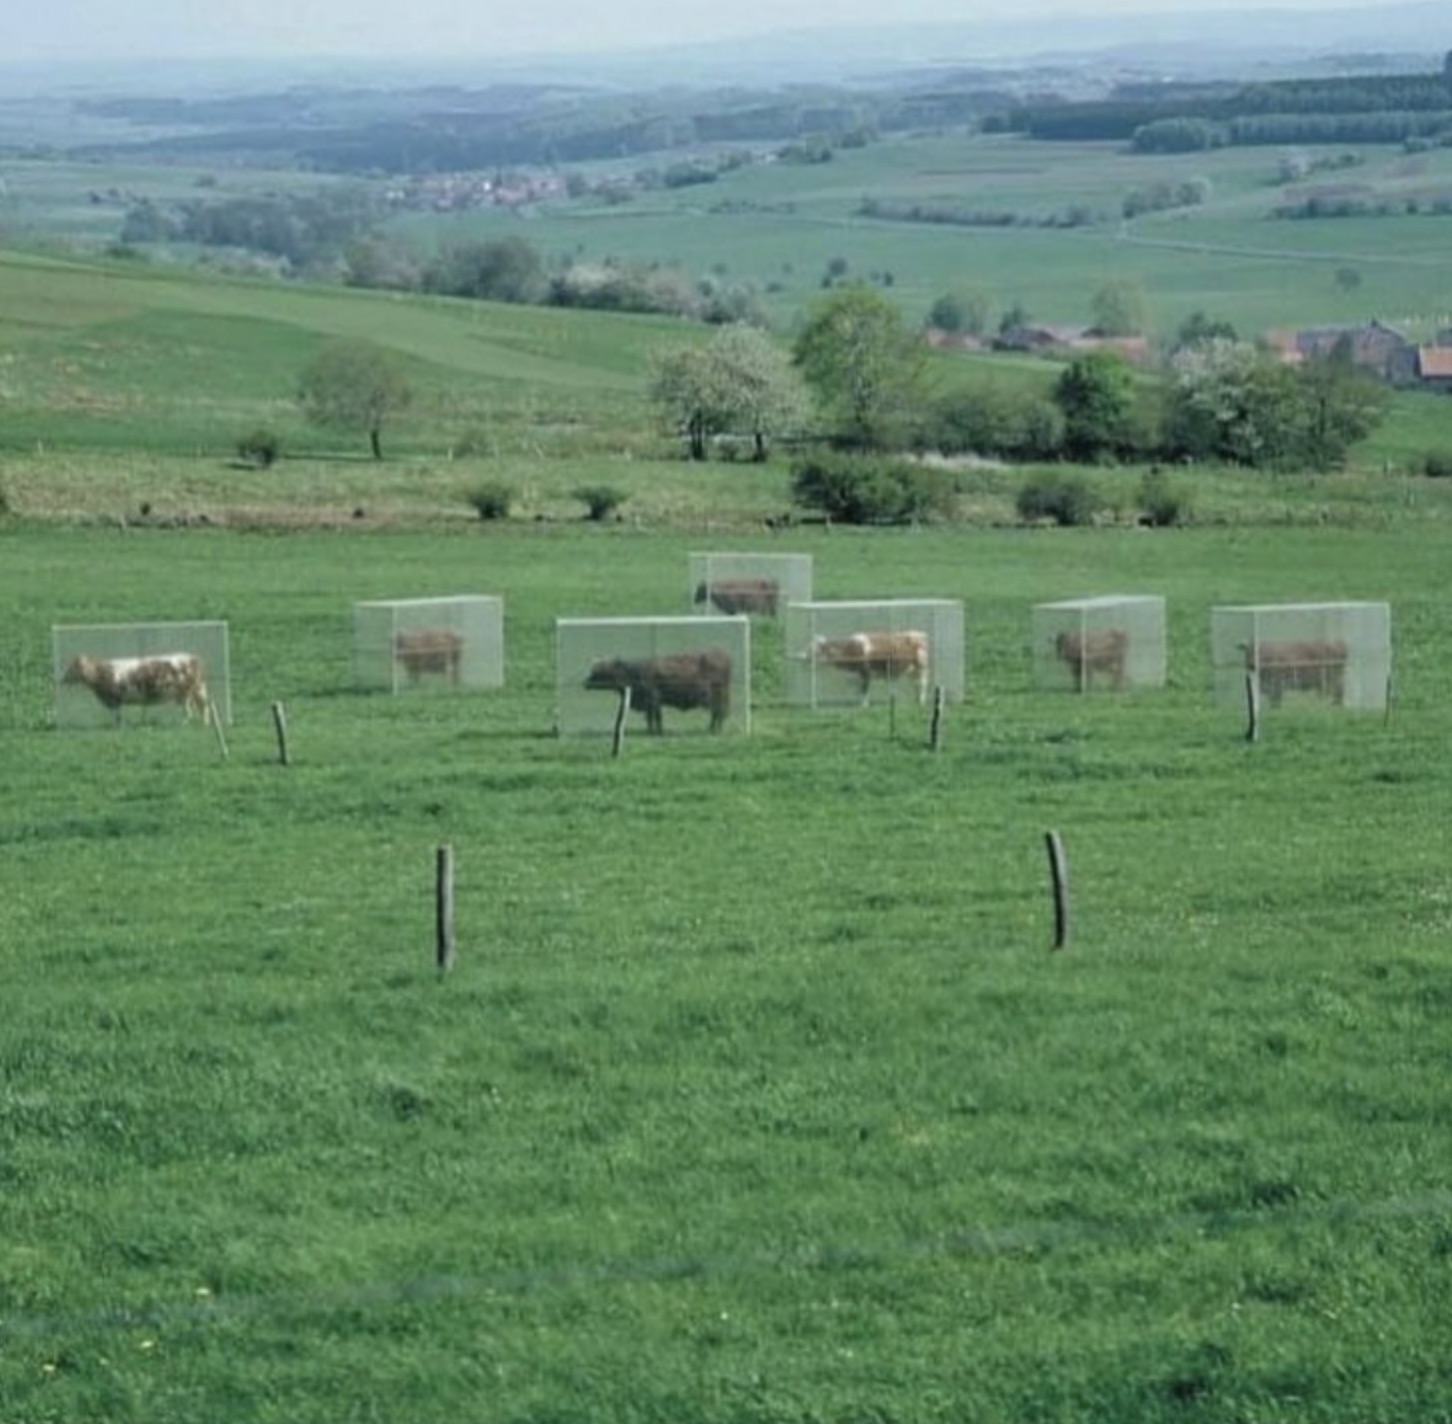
584,658,630,691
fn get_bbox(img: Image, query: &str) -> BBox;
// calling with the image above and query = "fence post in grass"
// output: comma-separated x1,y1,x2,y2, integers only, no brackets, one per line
210,704,229,761
436,844,456,974
1244,669,1261,744
888,692,897,741
1385,673,1395,728
270,700,291,767
1045,829,1070,951
611,686,631,758
929,685,945,752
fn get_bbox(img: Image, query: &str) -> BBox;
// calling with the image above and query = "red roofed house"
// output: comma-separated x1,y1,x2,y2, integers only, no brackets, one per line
1416,345,1452,392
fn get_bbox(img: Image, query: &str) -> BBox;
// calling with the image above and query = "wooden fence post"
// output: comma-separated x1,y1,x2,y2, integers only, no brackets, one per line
611,685,631,758
1244,669,1261,744
1384,673,1395,728
210,705,229,761
929,685,945,751
888,692,897,740
271,700,291,766
436,844,455,974
1045,830,1070,951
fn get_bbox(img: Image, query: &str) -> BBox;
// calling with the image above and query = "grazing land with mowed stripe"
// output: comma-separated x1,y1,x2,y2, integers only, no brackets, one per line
3,513,1452,1422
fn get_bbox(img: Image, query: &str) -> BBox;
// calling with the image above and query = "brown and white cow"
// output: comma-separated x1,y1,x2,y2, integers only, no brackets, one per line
811,630,931,706
62,653,214,724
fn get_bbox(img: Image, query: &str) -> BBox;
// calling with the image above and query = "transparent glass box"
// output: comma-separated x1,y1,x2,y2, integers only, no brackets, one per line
687,552,813,618
784,600,965,708
1210,602,1391,712
1032,595,1166,693
53,621,232,729
353,596,504,694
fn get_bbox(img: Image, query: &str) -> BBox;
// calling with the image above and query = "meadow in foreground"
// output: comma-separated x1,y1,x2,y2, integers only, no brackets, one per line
2,511,1451,1422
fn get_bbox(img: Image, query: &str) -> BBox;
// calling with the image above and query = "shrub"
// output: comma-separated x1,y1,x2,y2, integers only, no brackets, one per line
574,485,627,522
466,481,514,521
1422,451,1452,479
1137,467,1190,527
450,427,495,459
1016,471,1101,527
790,454,954,525
930,388,1064,461
236,428,280,468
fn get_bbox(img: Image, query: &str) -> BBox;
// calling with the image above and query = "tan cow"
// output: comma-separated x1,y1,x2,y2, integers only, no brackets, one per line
693,578,780,617
1055,628,1129,691
394,628,465,686
1244,639,1348,706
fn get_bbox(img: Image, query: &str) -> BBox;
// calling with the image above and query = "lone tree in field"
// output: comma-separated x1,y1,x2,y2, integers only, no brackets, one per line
793,287,927,450
297,340,412,460
1089,279,1147,338
650,323,809,461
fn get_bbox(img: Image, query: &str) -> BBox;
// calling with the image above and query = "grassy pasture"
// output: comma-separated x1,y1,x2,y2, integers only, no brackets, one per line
0,248,695,462
2,510,1452,1422
3,119,1452,1421
395,134,1452,336
6,128,1452,339
5,243,1452,515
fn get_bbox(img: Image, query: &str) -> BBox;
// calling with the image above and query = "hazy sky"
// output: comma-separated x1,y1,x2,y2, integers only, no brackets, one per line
1,0,1398,67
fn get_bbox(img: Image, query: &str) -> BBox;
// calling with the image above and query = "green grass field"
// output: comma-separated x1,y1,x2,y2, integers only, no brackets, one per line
3,508,1452,1422
4,232,1452,1420
391,134,1452,336
8,127,1452,342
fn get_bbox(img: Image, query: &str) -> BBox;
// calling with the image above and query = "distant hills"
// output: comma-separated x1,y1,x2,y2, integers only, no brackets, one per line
1,3,1449,97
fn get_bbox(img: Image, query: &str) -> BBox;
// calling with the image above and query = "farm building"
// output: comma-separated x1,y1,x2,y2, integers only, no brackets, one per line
353,596,504,694
52,620,231,730
688,552,813,618
555,615,751,737
1033,595,1166,693
1211,602,1391,712
785,599,965,709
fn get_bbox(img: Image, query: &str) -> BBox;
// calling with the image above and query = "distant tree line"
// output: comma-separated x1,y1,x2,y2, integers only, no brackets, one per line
1131,111,1452,153
1000,63,1452,148
408,237,768,324
117,195,770,324
1272,189,1452,220
857,198,1102,229
79,79,1003,177
120,187,381,271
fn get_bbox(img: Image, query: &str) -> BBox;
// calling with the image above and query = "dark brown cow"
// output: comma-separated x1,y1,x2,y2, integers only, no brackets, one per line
584,648,733,733
1054,628,1129,691
1245,639,1348,706
693,578,780,616
394,628,464,685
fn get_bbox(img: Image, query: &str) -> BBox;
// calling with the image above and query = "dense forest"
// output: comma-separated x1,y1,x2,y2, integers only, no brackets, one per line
1009,65,1452,149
